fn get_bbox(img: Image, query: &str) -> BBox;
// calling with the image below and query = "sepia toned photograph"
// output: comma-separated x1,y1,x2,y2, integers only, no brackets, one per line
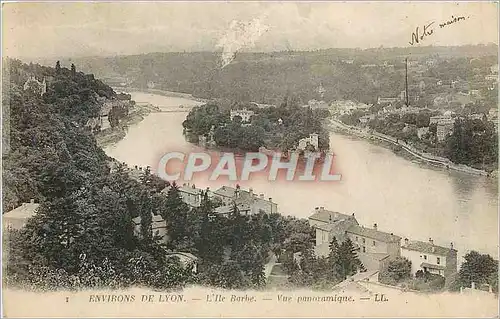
1,1,499,317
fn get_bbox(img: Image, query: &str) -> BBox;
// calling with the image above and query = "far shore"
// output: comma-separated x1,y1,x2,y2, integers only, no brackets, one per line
326,118,498,179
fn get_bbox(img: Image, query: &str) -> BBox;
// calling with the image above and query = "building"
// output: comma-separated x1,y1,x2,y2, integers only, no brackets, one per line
485,74,498,82
430,115,456,142
401,238,458,279
490,64,498,74
331,100,371,115
230,108,254,122
308,207,359,257
3,200,39,231
297,133,319,151
358,115,374,125
214,202,252,216
307,99,329,110
161,183,207,208
377,97,399,105
165,252,198,273
132,213,168,243
345,223,401,271
23,76,47,96
212,185,277,215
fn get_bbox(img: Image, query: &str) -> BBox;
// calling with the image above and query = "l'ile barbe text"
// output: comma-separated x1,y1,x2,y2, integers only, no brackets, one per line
86,293,388,304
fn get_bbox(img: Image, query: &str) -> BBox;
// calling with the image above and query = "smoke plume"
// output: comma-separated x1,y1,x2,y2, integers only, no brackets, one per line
216,18,269,69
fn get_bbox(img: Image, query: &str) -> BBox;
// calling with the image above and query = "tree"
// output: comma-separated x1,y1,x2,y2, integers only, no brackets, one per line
379,257,412,285
329,238,365,281
71,64,76,77
458,251,498,291
55,61,61,74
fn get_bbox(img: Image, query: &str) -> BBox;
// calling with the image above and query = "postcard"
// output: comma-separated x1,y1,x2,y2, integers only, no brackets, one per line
2,1,499,318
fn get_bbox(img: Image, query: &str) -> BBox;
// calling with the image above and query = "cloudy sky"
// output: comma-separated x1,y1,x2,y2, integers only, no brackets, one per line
3,1,498,58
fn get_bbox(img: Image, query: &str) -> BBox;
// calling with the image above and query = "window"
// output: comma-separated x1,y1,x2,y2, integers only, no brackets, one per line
362,246,366,253
372,240,376,246
424,255,427,260
155,230,160,236
356,236,358,242
437,257,441,265
362,238,366,244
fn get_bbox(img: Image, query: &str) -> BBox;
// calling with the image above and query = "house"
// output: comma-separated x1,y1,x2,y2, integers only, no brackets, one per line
132,213,168,243
166,252,198,273
341,59,354,64
3,200,39,231
308,207,359,257
430,115,456,142
331,100,371,115
377,97,399,105
358,115,374,126
345,223,401,271
307,99,329,110
230,108,254,122
212,185,277,215
161,183,207,208
401,238,457,279
23,76,47,96
297,133,319,151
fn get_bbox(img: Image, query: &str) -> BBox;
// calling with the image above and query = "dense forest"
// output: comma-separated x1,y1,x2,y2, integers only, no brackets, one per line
182,99,330,152
44,45,498,106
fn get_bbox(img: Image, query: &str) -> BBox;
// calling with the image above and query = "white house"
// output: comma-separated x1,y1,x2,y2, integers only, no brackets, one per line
230,108,255,122
3,200,39,231
297,133,319,151
401,238,458,279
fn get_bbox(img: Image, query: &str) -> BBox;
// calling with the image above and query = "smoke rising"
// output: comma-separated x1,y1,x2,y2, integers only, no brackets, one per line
216,18,269,68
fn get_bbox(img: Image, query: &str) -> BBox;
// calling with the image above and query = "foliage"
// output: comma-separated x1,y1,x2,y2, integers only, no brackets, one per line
378,257,412,285
445,118,498,170
458,251,498,292
183,102,330,152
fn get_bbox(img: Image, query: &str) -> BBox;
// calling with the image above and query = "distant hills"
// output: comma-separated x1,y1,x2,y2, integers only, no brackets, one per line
28,44,498,106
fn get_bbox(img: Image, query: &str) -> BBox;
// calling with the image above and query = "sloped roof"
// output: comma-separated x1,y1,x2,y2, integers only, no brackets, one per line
3,202,40,219
402,240,455,256
309,208,357,224
347,225,401,243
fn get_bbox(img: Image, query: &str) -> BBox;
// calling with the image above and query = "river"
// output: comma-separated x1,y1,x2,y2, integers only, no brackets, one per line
104,91,499,260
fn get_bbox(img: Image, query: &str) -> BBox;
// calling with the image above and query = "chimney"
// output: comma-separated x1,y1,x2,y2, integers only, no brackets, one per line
329,215,332,223
450,242,454,250
315,207,319,211
404,238,409,245
429,238,434,245
260,193,264,199
471,282,476,290
320,206,325,211
249,188,253,197
373,223,378,230
268,197,272,202
352,213,355,217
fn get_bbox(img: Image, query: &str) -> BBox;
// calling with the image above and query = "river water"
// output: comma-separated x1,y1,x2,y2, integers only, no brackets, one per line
105,91,499,259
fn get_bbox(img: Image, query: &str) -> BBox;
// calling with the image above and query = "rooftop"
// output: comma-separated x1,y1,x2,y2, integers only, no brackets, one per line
309,208,356,224
402,240,456,256
347,225,401,243
3,202,40,220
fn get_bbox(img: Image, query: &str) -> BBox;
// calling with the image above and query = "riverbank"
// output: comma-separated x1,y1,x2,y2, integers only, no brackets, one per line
327,118,497,178
113,87,208,104
95,102,160,148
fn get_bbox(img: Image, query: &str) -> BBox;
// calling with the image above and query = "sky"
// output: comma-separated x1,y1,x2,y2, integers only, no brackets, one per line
2,1,499,58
